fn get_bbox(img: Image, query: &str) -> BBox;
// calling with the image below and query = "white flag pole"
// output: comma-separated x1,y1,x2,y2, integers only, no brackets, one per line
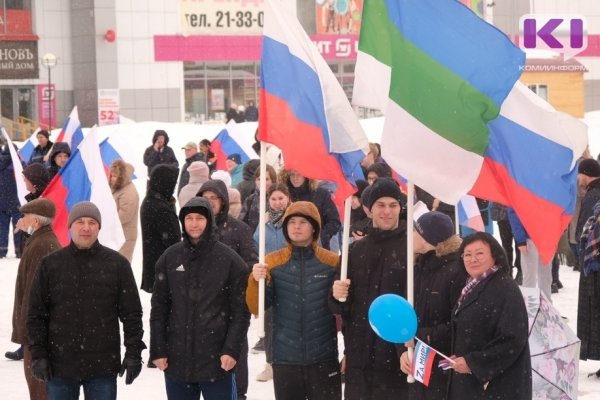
455,203,460,235
338,196,352,302
257,141,267,338
407,181,416,383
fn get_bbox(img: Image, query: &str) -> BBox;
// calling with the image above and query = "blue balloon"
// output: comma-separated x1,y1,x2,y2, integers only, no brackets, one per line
368,294,418,344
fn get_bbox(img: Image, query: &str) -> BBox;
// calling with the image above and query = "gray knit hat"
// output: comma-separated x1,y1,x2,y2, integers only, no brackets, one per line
68,201,101,228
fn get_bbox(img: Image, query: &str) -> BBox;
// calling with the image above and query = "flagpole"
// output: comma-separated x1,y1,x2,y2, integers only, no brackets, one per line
407,181,415,383
257,140,267,338
454,203,460,235
338,196,352,302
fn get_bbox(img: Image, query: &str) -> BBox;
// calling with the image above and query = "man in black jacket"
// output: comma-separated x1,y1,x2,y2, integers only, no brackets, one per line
27,201,145,399
330,178,409,399
197,179,257,399
151,197,250,399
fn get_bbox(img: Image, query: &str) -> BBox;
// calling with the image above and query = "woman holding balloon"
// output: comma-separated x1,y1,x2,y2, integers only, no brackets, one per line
447,232,531,399
399,211,468,399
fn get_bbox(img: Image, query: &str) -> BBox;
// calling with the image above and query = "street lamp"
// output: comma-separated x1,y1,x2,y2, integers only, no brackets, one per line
41,53,57,131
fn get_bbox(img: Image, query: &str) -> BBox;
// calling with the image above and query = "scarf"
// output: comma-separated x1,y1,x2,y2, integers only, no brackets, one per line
580,212,600,276
456,265,500,311
268,207,286,226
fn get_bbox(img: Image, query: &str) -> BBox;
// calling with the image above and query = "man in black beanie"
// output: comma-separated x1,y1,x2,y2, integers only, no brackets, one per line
330,177,409,398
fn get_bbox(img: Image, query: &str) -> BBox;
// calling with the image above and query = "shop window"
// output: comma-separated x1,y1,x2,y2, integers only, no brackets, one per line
3,0,31,9
527,84,548,101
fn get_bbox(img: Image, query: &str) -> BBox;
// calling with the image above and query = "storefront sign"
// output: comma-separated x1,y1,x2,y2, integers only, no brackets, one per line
180,0,265,35
155,34,358,61
37,84,56,130
0,41,38,79
98,89,120,125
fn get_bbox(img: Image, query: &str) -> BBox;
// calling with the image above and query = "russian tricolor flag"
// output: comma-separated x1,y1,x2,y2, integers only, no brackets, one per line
212,121,259,171
17,127,40,164
457,195,484,232
42,127,125,250
99,135,139,180
259,0,369,206
412,339,437,387
55,106,85,150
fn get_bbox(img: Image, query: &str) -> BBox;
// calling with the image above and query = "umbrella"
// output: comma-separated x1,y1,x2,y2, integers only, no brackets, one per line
521,287,580,400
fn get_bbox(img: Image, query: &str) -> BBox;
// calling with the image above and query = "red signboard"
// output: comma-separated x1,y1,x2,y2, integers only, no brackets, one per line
0,9,34,37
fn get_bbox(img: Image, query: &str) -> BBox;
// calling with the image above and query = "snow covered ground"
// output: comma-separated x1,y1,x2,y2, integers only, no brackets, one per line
2,113,600,397
2,248,600,398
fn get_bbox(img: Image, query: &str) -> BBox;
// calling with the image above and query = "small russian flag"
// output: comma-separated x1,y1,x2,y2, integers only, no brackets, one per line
412,339,437,386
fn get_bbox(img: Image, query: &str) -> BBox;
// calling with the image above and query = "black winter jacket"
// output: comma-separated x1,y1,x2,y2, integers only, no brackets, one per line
237,159,260,202
27,241,146,379
197,180,258,267
143,131,179,176
448,272,531,399
329,223,408,391
141,164,181,292
411,238,467,400
0,145,21,211
577,178,600,242
28,141,53,166
150,197,250,382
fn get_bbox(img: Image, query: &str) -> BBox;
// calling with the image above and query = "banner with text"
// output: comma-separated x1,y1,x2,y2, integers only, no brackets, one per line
0,41,39,79
180,0,265,35
98,89,120,126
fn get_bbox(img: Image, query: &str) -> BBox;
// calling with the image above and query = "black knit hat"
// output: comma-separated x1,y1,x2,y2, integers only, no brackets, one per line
23,163,50,189
365,178,402,210
361,184,373,207
415,211,455,246
578,159,600,178
37,130,50,139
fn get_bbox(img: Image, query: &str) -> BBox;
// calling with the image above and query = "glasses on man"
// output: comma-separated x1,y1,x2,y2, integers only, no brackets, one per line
461,252,487,262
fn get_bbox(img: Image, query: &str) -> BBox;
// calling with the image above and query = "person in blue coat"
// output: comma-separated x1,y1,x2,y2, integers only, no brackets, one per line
247,201,342,399
251,183,291,382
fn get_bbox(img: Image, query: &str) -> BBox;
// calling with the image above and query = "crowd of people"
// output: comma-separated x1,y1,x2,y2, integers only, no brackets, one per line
0,126,598,400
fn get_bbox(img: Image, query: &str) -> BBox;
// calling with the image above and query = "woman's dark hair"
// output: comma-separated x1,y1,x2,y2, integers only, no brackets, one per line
267,183,290,200
253,164,277,184
458,232,510,275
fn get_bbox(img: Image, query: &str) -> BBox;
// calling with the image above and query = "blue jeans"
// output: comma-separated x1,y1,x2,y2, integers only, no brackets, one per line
46,376,117,400
165,373,236,400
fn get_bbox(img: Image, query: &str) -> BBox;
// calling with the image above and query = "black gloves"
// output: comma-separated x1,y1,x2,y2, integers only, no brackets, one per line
119,357,142,385
31,358,52,382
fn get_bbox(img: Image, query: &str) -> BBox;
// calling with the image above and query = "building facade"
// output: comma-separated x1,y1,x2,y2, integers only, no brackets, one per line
0,0,598,138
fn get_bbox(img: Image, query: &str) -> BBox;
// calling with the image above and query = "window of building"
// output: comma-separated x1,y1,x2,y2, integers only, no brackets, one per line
527,84,548,101
183,59,381,123
184,62,260,123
